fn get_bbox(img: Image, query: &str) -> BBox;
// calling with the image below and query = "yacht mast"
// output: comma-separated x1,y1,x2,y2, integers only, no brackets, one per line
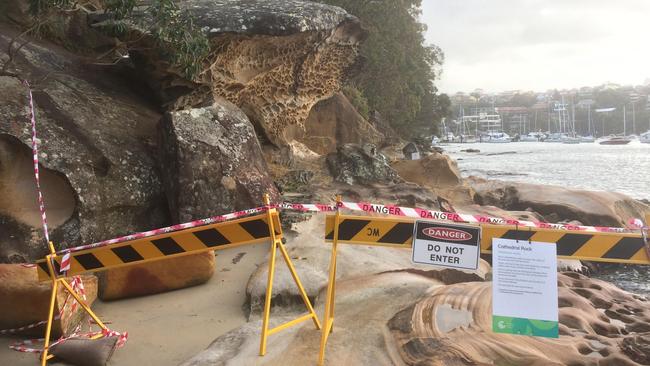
623,104,626,135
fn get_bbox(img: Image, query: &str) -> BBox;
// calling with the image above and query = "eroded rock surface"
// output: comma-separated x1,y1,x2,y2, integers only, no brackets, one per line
471,179,650,227
158,100,279,222
129,0,365,148
296,92,383,154
389,272,650,365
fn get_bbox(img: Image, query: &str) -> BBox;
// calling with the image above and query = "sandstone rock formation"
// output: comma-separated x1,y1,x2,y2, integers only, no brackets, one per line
296,92,383,154
0,30,168,263
471,178,650,227
326,143,403,186
0,264,97,337
391,152,477,206
389,272,650,365
98,251,215,300
392,153,463,188
186,253,650,366
128,0,366,148
158,100,280,223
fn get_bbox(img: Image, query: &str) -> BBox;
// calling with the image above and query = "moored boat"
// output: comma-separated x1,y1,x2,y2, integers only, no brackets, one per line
561,136,581,144
598,135,632,145
520,132,544,142
482,132,511,143
641,131,650,144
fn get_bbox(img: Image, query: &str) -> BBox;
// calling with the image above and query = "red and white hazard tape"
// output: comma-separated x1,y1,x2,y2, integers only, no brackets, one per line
25,81,50,244
6,275,127,354
9,328,128,354
279,200,638,233
335,201,635,233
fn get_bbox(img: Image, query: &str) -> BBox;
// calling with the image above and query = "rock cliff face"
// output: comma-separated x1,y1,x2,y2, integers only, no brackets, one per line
0,0,362,264
296,92,383,154
131,0,366,148
0,30,168,263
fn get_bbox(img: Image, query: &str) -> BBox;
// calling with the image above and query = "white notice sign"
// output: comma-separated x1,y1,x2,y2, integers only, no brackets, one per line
412,221,480,270
492,238,558,338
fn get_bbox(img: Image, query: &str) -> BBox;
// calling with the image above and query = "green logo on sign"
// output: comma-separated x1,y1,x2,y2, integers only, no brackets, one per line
492,315,558,338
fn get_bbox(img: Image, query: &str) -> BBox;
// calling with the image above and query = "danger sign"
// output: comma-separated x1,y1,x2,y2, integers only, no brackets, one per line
411,221,481,270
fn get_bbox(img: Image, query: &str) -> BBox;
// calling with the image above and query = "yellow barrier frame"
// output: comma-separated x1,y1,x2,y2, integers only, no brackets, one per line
317,197,650,365
36,194,320,364
40,240,109,366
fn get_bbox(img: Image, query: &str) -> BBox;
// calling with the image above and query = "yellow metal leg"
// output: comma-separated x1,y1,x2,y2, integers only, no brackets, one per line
319,196,342,366
318,242,338,366
40,279,58,366
259,238,278,356
277,241,322,330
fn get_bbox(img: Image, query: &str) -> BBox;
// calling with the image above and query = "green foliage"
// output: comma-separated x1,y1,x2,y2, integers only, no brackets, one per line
318,0,444,135
506,93,537,108
27,0,209,79
341,84,370,119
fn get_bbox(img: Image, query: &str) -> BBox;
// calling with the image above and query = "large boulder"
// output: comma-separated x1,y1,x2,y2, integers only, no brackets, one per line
125,0,366,148
392,152,463,188
391,153,475,206
295,92,384,155
471,178,650,227
158,99,280,223
98,252,215,300
0,28,168,263
326,143,403,186
0,264,97,337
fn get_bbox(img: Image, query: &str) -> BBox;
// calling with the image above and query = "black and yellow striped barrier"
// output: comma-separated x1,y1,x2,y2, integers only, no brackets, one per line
318,202,650,365
323,215,650,264
36,213,282,281
35,196,320,365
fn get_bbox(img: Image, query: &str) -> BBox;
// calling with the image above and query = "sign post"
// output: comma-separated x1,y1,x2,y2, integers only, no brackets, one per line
412,221,480,270
492,238,559,338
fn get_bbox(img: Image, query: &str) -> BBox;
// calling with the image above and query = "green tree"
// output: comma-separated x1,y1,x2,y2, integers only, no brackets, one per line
318,0,444,136
2,0,209,79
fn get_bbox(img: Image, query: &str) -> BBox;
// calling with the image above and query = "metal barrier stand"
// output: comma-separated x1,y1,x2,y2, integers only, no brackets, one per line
318,195,342,366
259,194,321,355
33,193,321,364
40,241,109,366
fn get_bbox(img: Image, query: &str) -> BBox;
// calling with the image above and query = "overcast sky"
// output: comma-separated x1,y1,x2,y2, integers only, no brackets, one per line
420,0,650,94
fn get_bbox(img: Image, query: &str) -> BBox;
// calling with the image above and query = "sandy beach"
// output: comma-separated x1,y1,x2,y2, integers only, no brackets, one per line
0,243,270,366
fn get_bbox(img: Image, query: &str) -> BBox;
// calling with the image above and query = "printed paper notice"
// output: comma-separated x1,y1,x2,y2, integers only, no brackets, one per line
492,238,558,338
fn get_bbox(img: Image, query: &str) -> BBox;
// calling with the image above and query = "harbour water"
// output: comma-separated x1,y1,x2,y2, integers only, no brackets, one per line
446,141,650,200
445,140,650,295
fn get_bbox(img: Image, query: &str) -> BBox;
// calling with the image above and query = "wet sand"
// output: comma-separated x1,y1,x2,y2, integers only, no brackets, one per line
0,242,269,366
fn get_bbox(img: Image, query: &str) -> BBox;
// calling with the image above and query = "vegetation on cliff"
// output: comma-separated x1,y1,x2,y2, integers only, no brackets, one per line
318,0,449,137
3,0,209,78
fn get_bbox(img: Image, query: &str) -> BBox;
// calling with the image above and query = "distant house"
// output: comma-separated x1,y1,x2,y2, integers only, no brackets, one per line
402,142,420,160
